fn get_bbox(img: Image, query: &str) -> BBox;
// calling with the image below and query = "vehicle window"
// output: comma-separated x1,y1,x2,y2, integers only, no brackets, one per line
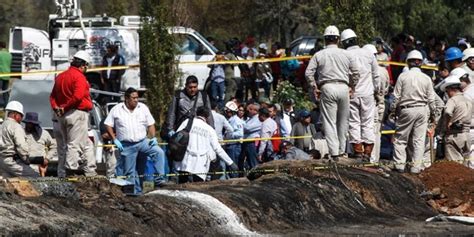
193,31,218,53
291,44,298,57
12,29,23,51
298,39,310,56
304,39,317,55
175,34,210,55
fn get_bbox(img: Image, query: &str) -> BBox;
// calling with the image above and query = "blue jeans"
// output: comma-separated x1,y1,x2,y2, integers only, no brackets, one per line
211,81,225,108
256,80,271,98
226,143,242,178
242,141,258,170
116,139,165,194
219,158,228,180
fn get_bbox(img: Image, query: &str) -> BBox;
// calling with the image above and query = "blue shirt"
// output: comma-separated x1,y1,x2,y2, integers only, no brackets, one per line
226,115,245,140
244,115,261,139
211,65,225,83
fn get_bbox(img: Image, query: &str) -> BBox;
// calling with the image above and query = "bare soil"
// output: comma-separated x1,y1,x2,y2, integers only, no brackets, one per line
0,160,473,236
418,161,474,215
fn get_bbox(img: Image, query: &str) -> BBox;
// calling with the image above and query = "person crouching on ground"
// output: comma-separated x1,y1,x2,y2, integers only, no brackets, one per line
0,101,39,177
23,112,56,177
280,141,310,160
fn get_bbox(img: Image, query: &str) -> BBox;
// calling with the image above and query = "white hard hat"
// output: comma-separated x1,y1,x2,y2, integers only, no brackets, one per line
5,101,24,116
462,47,474,61
406,50,423,61
450,67,468,78
225,101,238,112
258,43,268,50
340,29,357,41
440,75,462,92
323,25,340,37
362,44,377,55
73,50,91,64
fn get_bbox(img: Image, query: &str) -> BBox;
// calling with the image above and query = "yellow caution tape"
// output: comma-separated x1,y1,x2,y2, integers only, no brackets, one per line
8,157,474,184
98,132,399,148
179,56,311,65
0,56,440,78
378,60,438,71
381,130,396,135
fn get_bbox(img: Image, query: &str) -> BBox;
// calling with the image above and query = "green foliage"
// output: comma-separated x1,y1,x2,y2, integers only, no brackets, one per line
0,0,472,46
106,0,127,19
273,80,313,111
373,0,474,41
317,0,376,43
139,1,178,128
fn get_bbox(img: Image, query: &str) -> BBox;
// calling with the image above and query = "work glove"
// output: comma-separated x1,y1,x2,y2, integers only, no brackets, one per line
228,163,239,174
168,130,176,138
113,139,124,152
149,137,158,146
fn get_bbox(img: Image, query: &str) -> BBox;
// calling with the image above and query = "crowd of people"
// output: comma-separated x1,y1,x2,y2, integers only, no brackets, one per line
0,25,473,196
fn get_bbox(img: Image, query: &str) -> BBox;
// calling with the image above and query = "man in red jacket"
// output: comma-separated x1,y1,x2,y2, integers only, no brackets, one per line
50,50,96,177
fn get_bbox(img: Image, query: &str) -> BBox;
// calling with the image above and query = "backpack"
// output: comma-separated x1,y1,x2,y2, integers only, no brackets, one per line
271,123,281,153
175,90,208,129
167,96,199,162
288,59,300,71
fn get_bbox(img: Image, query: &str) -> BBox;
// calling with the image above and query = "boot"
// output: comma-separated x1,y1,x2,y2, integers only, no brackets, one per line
351,143,364,159
363,143,374,162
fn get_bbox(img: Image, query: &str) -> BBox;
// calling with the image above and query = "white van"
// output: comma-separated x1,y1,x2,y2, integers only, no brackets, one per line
8,13,235,91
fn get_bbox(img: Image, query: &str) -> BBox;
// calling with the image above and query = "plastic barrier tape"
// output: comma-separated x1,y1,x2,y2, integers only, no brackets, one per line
0,57,439,77
8,158,473,184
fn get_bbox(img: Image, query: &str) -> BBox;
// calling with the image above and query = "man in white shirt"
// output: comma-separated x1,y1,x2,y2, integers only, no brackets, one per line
174,106,238,183
210,101,233,180
104,87,165,195
257,108,278,162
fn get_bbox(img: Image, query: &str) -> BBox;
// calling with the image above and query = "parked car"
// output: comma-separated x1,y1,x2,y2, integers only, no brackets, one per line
288,36,324,87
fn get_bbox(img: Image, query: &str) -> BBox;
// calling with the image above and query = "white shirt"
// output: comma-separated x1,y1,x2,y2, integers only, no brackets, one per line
106,55,115,78
211,110,233,140
104,102,155,142
463,83,474,101
174,117,234,180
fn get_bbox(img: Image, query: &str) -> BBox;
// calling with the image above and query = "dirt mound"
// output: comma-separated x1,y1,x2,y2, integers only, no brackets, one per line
418,161,474,216
1,161,474,236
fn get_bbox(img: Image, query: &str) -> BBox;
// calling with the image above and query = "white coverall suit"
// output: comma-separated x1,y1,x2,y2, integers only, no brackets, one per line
346,45,380,157
373,65,390,163
305,44,360,157
391,67,436,172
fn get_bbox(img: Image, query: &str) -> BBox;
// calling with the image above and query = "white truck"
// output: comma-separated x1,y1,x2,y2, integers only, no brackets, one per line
8,0,229,91
7,0,227,172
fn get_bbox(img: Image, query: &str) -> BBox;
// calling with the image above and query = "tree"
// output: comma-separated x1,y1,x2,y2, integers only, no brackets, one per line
139,0,178,130
106,0,127,19
317,0,375,43
252,0,321,46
